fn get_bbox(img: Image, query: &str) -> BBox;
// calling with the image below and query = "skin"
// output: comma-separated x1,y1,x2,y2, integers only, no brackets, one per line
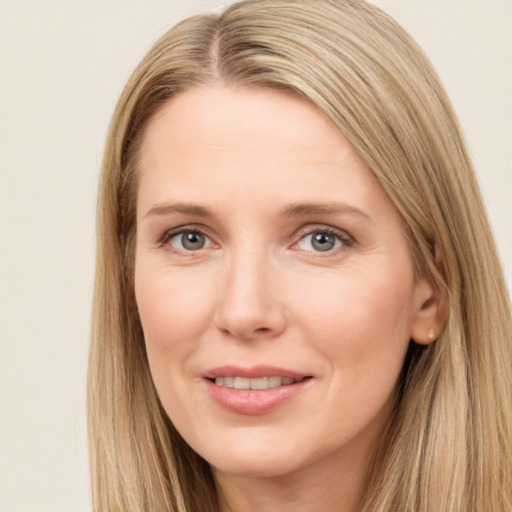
134,85,441,512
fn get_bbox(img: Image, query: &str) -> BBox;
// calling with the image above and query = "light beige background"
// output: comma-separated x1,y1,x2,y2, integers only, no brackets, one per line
1,1,510,510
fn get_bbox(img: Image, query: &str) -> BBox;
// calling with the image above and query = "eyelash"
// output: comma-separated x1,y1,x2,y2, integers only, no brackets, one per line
294,226,355,254
159,226,213,252
158,225,355,255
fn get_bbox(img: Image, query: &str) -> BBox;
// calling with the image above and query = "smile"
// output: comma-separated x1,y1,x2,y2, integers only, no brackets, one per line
212,376,305,390
204,367,313,415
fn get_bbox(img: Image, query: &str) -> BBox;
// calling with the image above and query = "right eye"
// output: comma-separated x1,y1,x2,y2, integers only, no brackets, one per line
165,229,212,252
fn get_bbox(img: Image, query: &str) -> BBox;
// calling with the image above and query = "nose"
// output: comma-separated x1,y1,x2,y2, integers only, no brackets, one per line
214,248,287,342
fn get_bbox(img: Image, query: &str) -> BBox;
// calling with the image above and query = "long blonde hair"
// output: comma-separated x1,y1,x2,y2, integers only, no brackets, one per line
88,1,512,510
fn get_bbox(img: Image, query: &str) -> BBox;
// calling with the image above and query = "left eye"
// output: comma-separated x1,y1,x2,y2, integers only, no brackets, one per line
297,231,343,252
168,230,212,251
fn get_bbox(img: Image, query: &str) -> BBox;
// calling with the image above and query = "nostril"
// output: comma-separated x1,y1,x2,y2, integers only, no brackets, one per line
214,296,288,341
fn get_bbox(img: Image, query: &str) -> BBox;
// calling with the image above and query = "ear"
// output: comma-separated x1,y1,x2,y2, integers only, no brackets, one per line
410,277,447,345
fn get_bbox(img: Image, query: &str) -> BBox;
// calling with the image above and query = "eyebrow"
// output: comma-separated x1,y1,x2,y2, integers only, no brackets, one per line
144,202,211,218
144,201,372,221
279,202,372,221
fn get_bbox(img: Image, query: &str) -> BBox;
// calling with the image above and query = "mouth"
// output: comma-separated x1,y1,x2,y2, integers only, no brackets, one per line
209,376,309,390
203,366,313,415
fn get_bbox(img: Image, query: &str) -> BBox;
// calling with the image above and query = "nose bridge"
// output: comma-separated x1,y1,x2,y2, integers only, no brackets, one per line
215,239,286,340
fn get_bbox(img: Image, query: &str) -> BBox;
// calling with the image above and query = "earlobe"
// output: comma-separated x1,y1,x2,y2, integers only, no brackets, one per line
410,277,447,346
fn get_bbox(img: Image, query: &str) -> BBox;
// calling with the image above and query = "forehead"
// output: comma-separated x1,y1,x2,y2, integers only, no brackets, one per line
140,85,353,163
137,84,394,222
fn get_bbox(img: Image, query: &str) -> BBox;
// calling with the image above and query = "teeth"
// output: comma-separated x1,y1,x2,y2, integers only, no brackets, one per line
214,376,303,390
268,376,282,388
250,377,268,390
234,377,250,390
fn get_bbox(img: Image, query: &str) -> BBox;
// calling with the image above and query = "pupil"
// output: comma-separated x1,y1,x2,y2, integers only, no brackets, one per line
182,231,205,250
312,232,335,251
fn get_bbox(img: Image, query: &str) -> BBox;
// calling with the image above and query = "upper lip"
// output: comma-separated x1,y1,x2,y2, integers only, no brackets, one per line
203,365,310,380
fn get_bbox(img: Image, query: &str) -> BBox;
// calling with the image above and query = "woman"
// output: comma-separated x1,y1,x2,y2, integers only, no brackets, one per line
88,1,512,510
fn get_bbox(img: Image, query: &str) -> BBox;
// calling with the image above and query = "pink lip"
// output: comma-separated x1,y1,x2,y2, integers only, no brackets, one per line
203,365,313,415
203,365,308,380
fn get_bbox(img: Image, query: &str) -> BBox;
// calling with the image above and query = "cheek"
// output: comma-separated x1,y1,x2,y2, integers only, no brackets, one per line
292,265,415,374
289,268,415,448
134,264,215,366
134,264,218,429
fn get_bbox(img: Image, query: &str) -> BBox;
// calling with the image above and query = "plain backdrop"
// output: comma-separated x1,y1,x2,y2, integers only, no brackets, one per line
1,1,510,510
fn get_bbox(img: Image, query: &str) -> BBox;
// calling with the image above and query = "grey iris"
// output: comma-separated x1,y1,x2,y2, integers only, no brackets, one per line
312,232,336,251
182,231,205,250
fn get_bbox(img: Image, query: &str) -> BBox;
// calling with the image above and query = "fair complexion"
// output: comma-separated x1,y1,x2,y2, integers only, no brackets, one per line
135,85,442,512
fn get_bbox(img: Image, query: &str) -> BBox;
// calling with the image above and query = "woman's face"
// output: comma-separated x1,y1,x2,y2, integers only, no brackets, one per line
135,85,435,480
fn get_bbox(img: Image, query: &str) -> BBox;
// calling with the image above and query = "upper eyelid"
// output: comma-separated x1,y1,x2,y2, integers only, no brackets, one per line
290,228,355,258
159,224,212,242
159,227,216,256
294,224,355,242
157,229,214,257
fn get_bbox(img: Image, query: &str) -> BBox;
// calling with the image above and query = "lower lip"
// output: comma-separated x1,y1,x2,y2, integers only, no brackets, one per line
205,378,312,415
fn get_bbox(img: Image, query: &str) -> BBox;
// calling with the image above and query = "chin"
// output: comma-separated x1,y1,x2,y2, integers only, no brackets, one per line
192,427,308,479
211,454,302,479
